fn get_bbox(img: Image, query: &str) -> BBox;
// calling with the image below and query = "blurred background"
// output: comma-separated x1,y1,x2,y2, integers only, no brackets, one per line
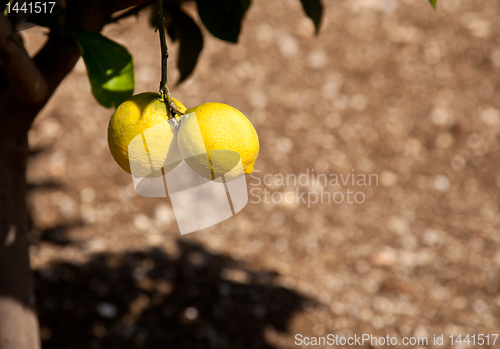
22,0,500,347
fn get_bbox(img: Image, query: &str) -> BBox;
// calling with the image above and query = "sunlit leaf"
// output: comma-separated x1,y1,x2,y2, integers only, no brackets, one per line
429,0,437,10
75,32,135,108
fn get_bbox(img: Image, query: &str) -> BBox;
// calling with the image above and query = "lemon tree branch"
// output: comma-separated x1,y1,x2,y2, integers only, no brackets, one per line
156,0,180,117
108,0,155,15
0,14,48,103
106,1,155,24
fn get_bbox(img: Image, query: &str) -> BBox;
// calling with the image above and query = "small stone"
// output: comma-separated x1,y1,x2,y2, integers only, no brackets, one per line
134,214,151,231
430,108,452,126
278,34,298,58
491,49,500,69
296,17,315,37
435,133,454,149
380,170,398,187
49,151,66,177
422,229,441,246
80,187,96,203
96,302,118,319
350,94,368,111
183,307,199,321
464,18,491,38
481,107,500,125
473,299,488,314
220,268,250,284
154,204,175,227
256,23,273,43
450,155,466,171
146,234,163,246
466,133,486,152
388,217,409,235
270,211,285,226
452,296,468,310
334,94,349,109
39,117,61,139
372,247,397,267
85,238,106,253
307,50,328,69
322,79,343,99
434,175,450,192
413,325,428,338
275,137,293,154
325,113,342,129
55,194,77,219
355,260,370,274
313,324,325,336
249,90,268,109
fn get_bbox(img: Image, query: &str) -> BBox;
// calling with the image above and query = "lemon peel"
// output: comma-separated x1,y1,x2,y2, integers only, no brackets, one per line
177,102,259,181
107,92,186,177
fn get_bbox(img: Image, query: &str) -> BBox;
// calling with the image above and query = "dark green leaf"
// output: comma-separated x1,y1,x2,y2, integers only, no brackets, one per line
149,4,177,41
299,0,323,34
2,1,10,12
166,19,177,42
195,0,251,43
25,1,65,30
165,4,203,84
75,32,135,108
428,0,437,10
149,3,159,27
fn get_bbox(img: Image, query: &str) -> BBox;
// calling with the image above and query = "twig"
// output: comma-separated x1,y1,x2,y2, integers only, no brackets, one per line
0,14,47,103
108,0,155,15
156,0,180,117
105,1,154,24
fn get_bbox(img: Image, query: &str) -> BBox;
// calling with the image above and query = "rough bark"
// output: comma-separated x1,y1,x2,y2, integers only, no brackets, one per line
0,32,87,348
0,112,39,349
0,1,173,347
0,24,86,349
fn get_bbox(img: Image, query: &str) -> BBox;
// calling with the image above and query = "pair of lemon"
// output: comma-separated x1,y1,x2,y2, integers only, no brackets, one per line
107,93,259,180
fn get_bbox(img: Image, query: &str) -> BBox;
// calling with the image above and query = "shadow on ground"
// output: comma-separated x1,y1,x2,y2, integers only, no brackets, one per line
34,241,309,349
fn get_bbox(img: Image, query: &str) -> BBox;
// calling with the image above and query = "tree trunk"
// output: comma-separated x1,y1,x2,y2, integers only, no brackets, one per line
0,108,40,349
0,3,148,347
0,26,94,349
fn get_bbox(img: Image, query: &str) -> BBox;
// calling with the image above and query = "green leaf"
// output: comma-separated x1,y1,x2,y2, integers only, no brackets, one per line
2,1,10,12
299,0,323,34
428,0,437,10
165,4,203,84
195,0,251,43
75,32,135,108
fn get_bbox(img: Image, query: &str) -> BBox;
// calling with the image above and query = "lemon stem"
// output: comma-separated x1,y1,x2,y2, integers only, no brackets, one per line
156,0,179,118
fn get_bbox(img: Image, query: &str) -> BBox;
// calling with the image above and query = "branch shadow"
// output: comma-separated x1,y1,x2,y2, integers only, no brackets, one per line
27,180,63,191
35,241,310,349
29,221,85,246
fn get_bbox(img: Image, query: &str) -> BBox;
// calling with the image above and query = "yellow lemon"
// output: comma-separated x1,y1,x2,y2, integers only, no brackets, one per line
177,102,259,181
107,92,186,178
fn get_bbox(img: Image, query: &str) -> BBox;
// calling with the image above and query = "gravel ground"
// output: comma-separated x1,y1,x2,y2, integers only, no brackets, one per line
22,0,500,348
